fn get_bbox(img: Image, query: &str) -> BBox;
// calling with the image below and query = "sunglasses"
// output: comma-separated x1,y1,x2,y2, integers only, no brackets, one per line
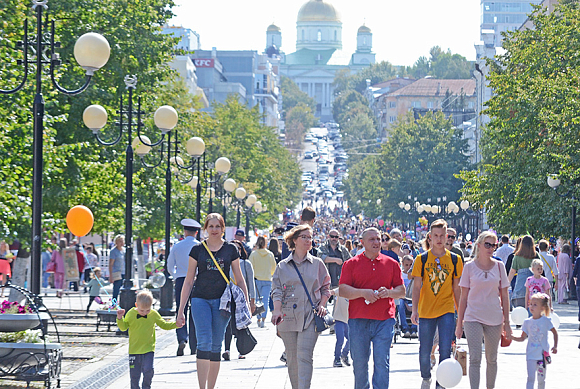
483,242,498,249
329,235,339,239
448,235,456,240
381,238,388,242
434,257,442,271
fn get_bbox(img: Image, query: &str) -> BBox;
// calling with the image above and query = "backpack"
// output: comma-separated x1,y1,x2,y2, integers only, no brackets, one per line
405,251,459,299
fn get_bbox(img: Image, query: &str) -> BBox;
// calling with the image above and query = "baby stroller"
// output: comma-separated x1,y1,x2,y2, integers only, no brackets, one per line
393,298,418,343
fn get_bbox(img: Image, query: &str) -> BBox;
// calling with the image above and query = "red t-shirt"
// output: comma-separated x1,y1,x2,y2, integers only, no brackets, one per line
339,252,403,320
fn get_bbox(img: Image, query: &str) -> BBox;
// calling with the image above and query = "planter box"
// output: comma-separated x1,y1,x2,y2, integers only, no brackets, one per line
0,313,50,332
0,342,62,374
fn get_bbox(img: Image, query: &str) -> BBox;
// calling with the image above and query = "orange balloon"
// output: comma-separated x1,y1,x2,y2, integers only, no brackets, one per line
66,205,94,237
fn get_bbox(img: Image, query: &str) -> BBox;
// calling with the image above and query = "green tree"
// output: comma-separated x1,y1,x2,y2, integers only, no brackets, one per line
333,61,407,94
280,76,316,112
346,112,470,219
460,2,580,236
285,103,316,154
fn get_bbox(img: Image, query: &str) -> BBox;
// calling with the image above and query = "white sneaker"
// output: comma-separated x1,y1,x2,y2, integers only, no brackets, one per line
421,378,432,389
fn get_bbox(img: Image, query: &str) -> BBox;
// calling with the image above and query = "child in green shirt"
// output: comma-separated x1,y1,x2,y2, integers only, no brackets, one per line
116,289,181,389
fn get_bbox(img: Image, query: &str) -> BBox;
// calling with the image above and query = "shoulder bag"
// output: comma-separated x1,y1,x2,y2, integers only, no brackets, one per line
290,260,334,333
202,241,257,354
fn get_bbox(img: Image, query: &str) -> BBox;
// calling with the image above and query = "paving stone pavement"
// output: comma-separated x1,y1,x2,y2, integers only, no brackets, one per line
104,303,580,389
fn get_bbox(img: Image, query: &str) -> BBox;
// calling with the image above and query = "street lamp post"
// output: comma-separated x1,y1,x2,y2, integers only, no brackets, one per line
1,1,110,295
83,76,177,311
547,174,577,259
244,195,258,242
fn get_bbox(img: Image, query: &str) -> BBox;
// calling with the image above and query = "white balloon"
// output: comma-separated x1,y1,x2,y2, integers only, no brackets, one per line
465,233,472,241
436,358,463,388
550,312,560,329
150,273,166,288
511,306,528,326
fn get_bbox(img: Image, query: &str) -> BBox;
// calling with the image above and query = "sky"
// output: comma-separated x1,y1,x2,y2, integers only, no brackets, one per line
169,0,482,67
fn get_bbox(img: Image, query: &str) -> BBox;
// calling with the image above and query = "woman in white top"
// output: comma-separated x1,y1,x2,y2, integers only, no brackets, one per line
455,231,511,389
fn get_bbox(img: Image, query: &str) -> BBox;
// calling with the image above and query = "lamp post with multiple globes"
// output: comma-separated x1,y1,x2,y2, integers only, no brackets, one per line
0,0,110,295
82,76,178,310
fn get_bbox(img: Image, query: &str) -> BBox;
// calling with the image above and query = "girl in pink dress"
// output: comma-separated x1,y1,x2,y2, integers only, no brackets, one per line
525,259,551,311
50,238,67,297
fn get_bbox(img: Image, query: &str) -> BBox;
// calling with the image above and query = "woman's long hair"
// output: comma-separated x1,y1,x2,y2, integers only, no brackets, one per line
514,235,536,259
268,238,280,256
470,230,497,261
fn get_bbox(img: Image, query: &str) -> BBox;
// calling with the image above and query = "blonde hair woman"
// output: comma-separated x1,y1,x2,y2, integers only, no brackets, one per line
455,231,511,389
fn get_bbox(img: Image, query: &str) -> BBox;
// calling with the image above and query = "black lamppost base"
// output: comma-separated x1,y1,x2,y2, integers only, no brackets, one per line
119,285,137,311
158,276,174,316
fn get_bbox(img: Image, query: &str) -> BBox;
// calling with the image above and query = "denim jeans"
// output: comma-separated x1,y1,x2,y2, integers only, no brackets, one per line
112,278,124,301
174,277,196,352
418,312,455,379
255,280,272,320
191,297,230,361
334,320,350,359
349,318,395,389
397,300,417,332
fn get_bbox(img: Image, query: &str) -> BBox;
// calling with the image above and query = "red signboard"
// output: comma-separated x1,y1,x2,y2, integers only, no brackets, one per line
194,59,214,68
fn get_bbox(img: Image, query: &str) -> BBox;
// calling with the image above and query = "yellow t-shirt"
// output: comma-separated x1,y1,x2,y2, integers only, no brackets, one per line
411,249,463,319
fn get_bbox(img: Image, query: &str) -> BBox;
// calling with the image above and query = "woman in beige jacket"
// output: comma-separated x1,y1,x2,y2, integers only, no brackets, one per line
249,236,277,327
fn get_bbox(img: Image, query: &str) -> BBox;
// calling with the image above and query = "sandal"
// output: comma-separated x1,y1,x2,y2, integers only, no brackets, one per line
238,354,246,359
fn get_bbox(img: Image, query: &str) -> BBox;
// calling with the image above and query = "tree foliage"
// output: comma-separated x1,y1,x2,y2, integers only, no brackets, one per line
0,0,300,246
345,112,470,219
460,2,580,237
408,46,473,80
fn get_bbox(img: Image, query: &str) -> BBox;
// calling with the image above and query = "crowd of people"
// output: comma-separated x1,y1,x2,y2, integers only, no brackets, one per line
2,205,578,389
115,205,576,389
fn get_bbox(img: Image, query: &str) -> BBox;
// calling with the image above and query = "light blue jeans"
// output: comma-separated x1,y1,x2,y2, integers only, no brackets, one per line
349,318,395,389
191,297,230,361
418,312,455,380
255,280,272,320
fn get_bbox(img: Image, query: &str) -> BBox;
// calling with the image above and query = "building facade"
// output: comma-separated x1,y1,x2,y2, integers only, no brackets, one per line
274,0,376,122
480,0,543,47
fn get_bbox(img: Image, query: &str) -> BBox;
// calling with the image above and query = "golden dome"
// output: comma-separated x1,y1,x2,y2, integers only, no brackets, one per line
297,0,340,23
267,24,281,32
358,25,371,34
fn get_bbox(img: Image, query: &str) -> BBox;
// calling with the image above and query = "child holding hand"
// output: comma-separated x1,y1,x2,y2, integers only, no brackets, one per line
116,290,182,389
512,293,558,389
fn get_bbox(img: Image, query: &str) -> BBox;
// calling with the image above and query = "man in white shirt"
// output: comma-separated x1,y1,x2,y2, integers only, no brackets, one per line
167,218,200,356
494,235,514,264
537,239,558,298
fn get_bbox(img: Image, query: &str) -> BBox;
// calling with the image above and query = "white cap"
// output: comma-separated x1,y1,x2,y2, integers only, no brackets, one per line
181,218,201,230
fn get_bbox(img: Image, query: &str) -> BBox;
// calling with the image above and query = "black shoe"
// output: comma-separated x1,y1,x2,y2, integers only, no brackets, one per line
280,351,287,363
222,351,230,361
341,355,351,366
333,358,343,367
191,349,196,355
177,341,186,356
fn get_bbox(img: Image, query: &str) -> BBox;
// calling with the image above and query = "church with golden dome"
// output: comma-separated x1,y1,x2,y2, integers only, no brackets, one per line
266,0,375,121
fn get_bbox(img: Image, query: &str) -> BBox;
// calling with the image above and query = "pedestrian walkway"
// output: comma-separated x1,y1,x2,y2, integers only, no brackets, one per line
102,303,580,389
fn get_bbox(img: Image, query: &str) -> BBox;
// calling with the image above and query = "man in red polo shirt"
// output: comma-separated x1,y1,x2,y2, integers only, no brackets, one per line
339,227,405,389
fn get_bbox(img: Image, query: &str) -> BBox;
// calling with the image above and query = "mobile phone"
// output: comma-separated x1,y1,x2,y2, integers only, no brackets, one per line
275,316,283,325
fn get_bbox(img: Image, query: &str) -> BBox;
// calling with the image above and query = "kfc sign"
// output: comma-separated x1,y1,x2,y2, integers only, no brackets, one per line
194,59,214,68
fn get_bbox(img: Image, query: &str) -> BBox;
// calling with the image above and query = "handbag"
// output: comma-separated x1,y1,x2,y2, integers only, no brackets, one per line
236,326,258,355
253,288,266,317
289,260,334,333
46,261,56,273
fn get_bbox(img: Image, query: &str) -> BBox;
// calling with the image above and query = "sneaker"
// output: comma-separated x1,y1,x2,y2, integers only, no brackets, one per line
259,320,265,328
280,351,287,363
222,351,230,361
411,331,418,339
435,382,445,389
177,341,186,356
333,358,343,367
421,378,432,389
404,331,411,338
341,355,351,366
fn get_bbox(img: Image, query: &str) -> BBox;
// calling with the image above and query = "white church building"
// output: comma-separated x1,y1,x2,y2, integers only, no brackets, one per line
267,0,376,121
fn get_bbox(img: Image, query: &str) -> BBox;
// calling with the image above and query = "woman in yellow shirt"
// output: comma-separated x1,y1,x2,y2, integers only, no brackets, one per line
249,236,277,328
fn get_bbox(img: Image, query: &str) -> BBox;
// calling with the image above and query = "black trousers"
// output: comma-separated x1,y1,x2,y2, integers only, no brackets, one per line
129,352,154,389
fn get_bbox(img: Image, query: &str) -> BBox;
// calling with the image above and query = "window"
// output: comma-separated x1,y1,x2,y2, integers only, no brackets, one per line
427,101,434,109
363,37,366,45
334,30,337,41
389,116,396,123
412,101,422,108
317,30,321,41
468,102,475,109
389,101,396,108
302,30,305,41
